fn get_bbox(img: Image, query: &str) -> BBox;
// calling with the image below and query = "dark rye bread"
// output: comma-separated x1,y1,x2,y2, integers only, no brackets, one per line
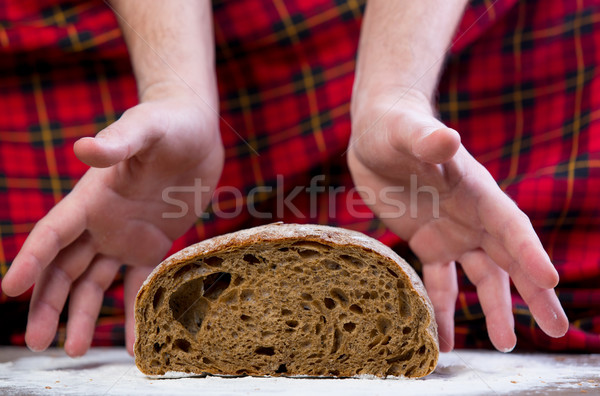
134,223,439,378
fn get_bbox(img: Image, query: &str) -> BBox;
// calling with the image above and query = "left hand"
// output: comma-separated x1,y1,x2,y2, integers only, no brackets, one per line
1,84,223,356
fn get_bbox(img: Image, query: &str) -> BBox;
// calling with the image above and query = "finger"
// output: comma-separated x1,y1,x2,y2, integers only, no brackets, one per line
1,196,86,297
385,110,460,164
459,250,516,352
124,265,156,356
422,261,458,352
73,107,162,168
25,233,96,351
65,255,120,357
509,266,569,338
479,189,559,289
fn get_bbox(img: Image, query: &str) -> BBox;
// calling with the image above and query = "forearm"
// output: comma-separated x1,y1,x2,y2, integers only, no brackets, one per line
109,0,216,103
353,0,468,104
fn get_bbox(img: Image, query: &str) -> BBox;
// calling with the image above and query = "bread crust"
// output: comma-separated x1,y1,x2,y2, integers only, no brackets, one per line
134,223,439,378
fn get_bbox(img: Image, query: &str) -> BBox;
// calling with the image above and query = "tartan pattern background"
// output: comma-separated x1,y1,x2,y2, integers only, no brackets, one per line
0,0,599,351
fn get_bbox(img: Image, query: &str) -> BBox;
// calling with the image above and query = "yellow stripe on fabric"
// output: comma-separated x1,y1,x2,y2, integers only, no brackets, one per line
222,60,355,111
32,73,63,204
477,107,600,165
346,0,362,20
548,0,585,260
0,223,35,236
0,26,9,48
224,102,350,158
1,177,74,191
458,292,476,320
0,122,109,143
537,159,599,178
483,0,496,21
525,12,600,41
272,0,326,154
302,64,327,154
77,28,122,51
501,1,526,189
448,58,460,126
272,0,301,45
54,5,83,52
438,68,594,113
96,64,117,124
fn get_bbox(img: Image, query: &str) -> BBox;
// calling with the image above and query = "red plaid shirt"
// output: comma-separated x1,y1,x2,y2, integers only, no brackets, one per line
0,0,599,351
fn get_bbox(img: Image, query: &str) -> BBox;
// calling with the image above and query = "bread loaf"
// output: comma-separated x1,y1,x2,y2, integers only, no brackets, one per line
134,223,439,378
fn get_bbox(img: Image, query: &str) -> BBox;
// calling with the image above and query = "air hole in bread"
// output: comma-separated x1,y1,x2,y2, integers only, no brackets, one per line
402,326,412,334
281,309,292,316
343,322,356,332
386,349,414,364
240,314,251,322
291,241,331,251
240,289,254,302
349,304,363,314
232,276,244,286
275,363,288,373
322,259,341,270
153,287,165,311
376,316,392,335
202,272,231,300
330,288,349,306
286,320,299,328
323,298,336,309
169,277,209,335
255,347,275,356
399,290,411,317
204,256,223,267
297,249,320,259
301,293,313,301
174,339,191,353
331,328,342,354
339,254,364,268
385,266,399,278
243,254,261,264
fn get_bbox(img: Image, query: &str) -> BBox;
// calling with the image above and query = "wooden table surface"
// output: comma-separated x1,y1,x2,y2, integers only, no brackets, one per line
0,347,598,395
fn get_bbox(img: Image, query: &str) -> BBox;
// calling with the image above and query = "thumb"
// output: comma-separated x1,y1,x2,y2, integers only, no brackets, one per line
74,107,160,168
388,112,461,164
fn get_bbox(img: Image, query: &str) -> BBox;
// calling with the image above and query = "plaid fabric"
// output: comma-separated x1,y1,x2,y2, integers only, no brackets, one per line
0,0,599,352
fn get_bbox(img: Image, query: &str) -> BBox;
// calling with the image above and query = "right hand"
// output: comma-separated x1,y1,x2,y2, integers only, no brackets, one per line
1,83,224,357
348,87,569,352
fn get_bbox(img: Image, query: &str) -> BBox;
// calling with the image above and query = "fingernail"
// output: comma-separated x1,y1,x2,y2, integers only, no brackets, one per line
26,343,44,353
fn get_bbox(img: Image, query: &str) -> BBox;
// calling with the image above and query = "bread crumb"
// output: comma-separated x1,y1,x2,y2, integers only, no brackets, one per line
45,386,51,389
510,381,517,384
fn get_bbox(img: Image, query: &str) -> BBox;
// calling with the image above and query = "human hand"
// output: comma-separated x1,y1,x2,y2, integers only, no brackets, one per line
1,83,224,356
348,87,569,352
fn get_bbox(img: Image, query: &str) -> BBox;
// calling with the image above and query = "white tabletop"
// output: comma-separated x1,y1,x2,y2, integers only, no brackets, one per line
0,347,598,395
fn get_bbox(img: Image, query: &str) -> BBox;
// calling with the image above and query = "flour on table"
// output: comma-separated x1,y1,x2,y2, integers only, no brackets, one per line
0,347,598,395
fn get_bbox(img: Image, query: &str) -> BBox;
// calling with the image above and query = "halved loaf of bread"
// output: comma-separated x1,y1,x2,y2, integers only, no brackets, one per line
134,223,439,378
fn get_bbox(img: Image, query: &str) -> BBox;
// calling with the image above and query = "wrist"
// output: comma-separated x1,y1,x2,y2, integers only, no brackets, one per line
139,79,218,109
351,83,435,123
